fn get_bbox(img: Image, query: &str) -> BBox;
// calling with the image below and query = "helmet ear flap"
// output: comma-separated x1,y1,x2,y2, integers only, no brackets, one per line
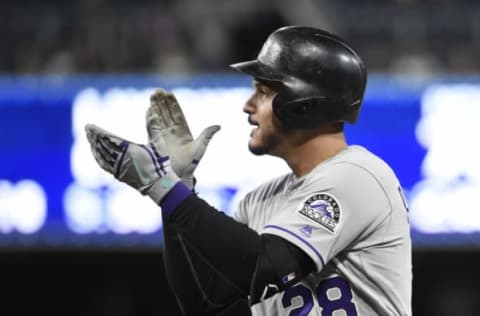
274,95,360,129
273,93,325,129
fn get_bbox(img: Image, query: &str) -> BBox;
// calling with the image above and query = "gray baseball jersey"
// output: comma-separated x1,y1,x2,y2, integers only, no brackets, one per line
234,145,412,316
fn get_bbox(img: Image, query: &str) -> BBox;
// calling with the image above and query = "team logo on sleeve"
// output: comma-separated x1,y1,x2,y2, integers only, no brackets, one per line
298,193,340,233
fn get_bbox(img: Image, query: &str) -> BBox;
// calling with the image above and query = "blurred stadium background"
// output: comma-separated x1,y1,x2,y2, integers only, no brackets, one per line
2,0,480,315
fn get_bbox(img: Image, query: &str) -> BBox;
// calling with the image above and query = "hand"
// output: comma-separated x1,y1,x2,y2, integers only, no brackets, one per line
147,89,220,190
85,123,180,203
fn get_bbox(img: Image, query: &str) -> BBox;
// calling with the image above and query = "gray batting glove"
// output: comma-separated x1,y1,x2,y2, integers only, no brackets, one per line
147,89,220,190
85,123,180,204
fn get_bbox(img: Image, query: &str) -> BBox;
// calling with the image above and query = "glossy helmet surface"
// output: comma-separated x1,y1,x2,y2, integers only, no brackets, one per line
230,26,367,129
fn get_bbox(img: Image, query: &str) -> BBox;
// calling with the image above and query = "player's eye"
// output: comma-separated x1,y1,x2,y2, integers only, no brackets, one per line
259,87,270,96
253,81,274,98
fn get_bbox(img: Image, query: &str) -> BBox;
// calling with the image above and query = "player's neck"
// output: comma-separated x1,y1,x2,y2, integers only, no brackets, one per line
283,131,348,178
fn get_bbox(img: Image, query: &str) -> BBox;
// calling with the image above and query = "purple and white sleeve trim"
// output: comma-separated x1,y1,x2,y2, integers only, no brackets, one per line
263,224,325,268
159,182,193,215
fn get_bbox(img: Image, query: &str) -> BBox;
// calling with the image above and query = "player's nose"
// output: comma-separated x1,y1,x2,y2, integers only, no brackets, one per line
243,94,256,115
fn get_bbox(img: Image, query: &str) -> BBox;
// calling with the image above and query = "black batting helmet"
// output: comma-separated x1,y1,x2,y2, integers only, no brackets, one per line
230,26,367,129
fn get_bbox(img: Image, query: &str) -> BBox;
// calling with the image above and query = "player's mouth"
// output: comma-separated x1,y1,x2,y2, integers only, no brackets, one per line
248,117,259,136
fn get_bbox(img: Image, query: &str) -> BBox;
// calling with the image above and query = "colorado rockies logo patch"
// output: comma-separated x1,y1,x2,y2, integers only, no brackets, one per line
298,193,340,233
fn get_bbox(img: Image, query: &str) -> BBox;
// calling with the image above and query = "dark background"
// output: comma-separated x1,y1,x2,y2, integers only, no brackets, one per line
1,250,480,316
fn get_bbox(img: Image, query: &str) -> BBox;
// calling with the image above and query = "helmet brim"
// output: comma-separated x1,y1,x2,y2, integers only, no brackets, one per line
229,60,288,83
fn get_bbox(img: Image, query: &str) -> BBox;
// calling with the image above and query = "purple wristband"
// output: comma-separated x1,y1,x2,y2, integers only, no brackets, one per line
159,181,193,215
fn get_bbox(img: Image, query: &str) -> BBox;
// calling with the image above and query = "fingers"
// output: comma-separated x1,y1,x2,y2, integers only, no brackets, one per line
192,125,221,161
85,124,124,143
150,88,186,125
148,88,193,141
149,89,174,127
85,124,129,177
197,125,221,146
96,136,118,164
146,106,163,142
164,93,189,128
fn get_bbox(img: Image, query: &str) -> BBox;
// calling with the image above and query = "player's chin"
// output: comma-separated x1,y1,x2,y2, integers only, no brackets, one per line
248,140,268,156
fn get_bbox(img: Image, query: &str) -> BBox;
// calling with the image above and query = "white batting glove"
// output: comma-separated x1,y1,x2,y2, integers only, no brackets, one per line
147,89,220,190
85,123,180,204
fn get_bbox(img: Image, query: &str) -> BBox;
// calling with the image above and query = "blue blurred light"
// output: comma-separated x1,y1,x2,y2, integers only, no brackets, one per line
1,74,480,248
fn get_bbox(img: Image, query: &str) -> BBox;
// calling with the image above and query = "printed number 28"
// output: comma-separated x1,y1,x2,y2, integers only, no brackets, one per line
282,277,358,316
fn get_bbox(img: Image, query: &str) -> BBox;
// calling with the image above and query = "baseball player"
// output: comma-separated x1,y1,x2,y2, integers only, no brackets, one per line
84,26,412,316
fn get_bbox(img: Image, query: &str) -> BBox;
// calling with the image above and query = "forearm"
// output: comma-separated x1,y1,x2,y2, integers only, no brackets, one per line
161,183,261,293
162,212,249,315
160,182,316,305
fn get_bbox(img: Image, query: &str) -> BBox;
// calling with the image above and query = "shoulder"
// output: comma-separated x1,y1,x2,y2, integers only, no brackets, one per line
342,145,396,174
298,146,401,219
309,145,400,190
233,172,292,223
242,172,293,203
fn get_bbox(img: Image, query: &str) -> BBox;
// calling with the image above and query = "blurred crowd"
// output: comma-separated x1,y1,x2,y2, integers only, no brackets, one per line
2,0,480,75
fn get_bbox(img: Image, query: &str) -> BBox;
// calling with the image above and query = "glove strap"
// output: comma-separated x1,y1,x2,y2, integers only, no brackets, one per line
147,172,181,204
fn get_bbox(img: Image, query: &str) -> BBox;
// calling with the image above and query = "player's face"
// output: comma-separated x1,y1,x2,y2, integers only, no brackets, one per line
243,80,286,156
